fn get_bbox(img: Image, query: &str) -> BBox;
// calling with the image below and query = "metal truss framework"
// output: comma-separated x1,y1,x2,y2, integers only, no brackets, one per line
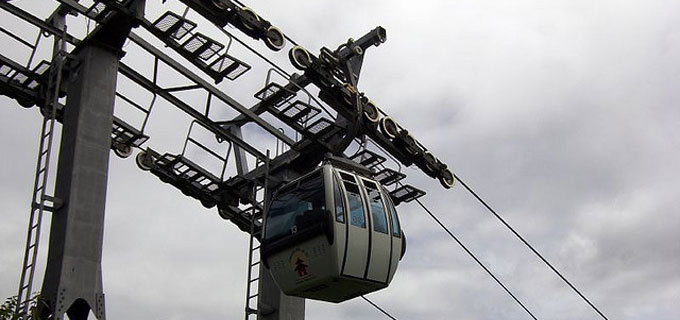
0,0,455,319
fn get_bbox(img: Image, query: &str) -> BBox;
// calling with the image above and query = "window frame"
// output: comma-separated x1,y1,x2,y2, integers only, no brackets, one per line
362,178,389,235
264,169,325,242
382,187,401,238
337,170,367,229
332,173,346,223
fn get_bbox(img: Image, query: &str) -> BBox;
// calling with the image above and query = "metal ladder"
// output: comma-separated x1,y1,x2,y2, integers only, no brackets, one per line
14,30,67,320
244,153,270,319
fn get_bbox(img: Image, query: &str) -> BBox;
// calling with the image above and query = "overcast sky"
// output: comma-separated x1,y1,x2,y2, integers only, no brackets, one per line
1,0,679,319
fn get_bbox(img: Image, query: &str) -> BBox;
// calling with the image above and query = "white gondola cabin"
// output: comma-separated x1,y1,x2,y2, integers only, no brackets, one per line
261,156,405,303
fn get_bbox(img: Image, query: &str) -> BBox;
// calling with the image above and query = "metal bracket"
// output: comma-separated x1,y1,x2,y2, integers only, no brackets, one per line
33,195,64,212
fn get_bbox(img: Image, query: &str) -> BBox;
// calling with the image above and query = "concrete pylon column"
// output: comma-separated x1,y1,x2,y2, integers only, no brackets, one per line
257,265,305,320
39,44,120,320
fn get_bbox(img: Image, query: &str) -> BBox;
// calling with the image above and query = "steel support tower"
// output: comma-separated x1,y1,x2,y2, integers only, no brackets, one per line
1,1,454,319
36,2,144,319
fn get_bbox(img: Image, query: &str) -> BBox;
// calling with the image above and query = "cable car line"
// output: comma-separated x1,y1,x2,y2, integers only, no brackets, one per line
452,175,610,320
414,198,539,320
361,295,398,320
217,26,292,79
2,1,590,319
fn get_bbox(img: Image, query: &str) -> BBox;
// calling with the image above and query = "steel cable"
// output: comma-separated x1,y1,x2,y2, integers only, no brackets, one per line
453,175,609,320
361,295,398,320
415,198,539,320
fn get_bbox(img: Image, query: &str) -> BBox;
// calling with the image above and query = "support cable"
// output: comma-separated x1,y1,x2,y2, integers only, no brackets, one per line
218,28,292,79
361,295,397,320
414,198,539,320
222,3,604,318
453,175,610,320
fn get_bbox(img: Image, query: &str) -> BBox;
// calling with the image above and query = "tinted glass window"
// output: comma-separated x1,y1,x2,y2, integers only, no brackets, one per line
339,172,366,228
347,191,366,228
364,180,388,234
339,171,354,181
333,176,345,223
265,173,325,241
384,191,401,237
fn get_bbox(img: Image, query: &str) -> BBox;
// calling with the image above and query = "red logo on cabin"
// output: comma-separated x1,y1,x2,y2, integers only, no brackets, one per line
294,257,308,277
290,249,311,278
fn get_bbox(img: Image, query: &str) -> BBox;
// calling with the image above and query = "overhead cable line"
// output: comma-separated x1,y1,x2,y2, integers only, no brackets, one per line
361,295,398,320
453,175,609,320
217,28,292,79
414,198,539,320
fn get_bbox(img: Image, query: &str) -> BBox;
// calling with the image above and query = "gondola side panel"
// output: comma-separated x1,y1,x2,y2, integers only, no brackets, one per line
326,167,348,279
338,171,370,279
361,178,393,283
267,237,336,296
385,192,403,284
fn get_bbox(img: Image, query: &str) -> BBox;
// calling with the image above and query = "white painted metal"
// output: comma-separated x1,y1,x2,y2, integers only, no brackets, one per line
262,161,404,303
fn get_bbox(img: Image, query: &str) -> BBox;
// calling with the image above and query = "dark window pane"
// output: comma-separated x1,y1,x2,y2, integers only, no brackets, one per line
333,176,345,223
347,192,366,228
265,173,325,241
340,171,354,181
343,180,360,194
384,192,401,237
364,181,388,234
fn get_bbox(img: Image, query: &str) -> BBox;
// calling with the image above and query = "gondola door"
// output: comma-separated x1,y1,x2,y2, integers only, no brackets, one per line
362,179,392,283
337,170,369,279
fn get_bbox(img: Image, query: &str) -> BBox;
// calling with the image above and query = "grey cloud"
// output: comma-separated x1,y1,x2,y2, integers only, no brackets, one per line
2,0,680,319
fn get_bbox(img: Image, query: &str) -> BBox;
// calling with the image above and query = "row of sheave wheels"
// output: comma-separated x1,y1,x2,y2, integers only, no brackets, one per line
288,46,381,126
211,2,286,52
239,7,286,51
379,115,455,189
135,151,218,208
287,45,456,190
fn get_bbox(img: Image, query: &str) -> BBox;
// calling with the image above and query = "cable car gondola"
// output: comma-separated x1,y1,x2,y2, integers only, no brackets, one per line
261,156,405,303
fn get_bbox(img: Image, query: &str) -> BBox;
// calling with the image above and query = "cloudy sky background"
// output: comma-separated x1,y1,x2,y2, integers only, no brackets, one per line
1,0,679,319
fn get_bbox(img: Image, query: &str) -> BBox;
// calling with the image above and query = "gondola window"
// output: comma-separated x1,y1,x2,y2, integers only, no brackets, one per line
333,176,346,223
364,180,388,234
384,191,401,237
265,173,325,241
340,171,366,228
347,191,366,228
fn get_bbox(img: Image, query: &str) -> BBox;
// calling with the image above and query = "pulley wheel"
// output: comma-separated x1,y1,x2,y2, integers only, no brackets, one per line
265,26,286,51
363,100,379,123
439,167,456,189
402,132,420,155
201,198,217,209
136,151,153,171
423,151,439,173
239,7,260,31
113,143,132,159
211,0,230,10
379,116,399,139
289,46,312,70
